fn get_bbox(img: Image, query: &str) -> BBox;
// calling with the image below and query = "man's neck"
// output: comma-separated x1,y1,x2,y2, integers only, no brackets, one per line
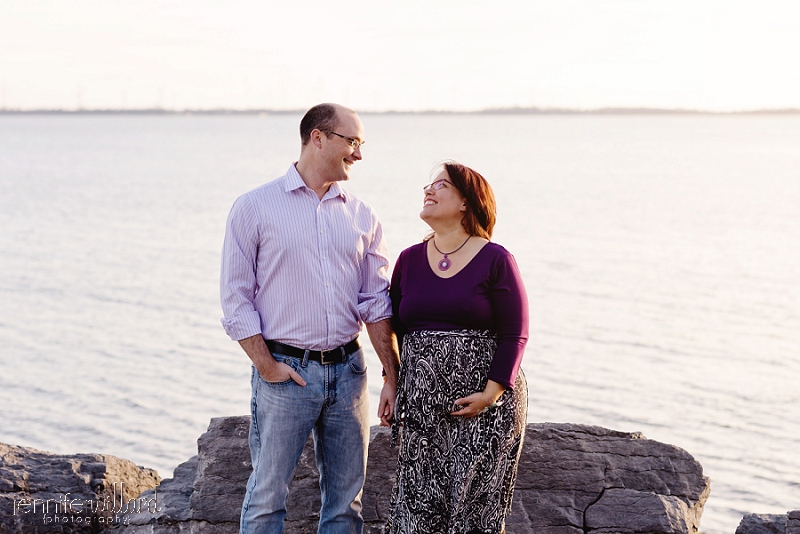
295,160,332,200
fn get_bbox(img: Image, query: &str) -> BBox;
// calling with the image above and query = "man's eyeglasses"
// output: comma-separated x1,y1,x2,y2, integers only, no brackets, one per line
423,178,454,191
325,131,365,150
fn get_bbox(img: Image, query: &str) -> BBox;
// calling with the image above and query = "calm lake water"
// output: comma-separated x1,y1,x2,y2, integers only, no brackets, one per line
1,113,798,533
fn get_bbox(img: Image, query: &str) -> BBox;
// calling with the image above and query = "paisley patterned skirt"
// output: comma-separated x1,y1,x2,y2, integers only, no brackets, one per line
386,330,528,534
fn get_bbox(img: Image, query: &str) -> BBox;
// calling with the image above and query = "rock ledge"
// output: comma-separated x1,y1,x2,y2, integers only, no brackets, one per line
0,442,160,534
113,417,710,534
736,510,800,534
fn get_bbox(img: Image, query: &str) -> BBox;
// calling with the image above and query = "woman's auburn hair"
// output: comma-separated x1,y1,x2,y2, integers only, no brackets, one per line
443,161,496,240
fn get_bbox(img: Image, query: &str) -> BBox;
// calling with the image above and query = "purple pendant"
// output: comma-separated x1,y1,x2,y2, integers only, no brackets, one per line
438,256,451,271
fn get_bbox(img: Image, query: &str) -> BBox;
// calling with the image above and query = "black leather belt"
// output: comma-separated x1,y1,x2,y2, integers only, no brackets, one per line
265,338,361,365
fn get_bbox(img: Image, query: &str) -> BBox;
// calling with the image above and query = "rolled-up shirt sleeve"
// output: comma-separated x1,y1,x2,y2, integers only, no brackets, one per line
357,215,392,324
220,194,263,341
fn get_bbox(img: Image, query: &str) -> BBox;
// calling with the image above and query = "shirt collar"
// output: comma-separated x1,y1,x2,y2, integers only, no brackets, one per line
283,163,348,202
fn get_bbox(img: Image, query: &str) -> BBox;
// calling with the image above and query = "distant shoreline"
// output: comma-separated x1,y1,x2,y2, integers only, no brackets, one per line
1,107,799,116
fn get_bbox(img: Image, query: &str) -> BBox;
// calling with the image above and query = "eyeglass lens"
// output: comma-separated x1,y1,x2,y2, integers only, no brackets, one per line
329,131,363,149
424,179,450,191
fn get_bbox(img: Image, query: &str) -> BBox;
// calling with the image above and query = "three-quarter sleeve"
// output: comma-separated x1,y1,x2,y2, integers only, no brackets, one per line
220,194,264,341
389,251,408,351
487,251,529,389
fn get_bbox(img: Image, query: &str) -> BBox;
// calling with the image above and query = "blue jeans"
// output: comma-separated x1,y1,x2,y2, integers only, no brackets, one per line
240,347,370,534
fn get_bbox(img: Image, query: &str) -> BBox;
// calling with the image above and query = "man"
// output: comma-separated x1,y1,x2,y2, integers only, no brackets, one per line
220,103,400,534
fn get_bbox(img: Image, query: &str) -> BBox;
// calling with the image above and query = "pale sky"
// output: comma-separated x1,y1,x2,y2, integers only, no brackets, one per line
1,0,799,112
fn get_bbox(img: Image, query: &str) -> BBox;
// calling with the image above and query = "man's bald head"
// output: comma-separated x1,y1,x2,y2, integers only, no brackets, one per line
299,103,357,148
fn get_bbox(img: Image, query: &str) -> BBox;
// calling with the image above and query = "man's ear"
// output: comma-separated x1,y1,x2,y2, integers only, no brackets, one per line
311,129,324,149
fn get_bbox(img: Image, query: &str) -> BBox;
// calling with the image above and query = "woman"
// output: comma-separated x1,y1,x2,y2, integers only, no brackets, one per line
386,162,529,534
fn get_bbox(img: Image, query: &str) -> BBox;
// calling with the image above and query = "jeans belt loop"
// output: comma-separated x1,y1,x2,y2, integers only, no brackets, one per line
301,350,310,368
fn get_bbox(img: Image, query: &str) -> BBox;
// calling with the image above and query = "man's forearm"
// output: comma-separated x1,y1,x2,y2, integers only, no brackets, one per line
239,334,307,386
365,318,400,384
238,334,275,372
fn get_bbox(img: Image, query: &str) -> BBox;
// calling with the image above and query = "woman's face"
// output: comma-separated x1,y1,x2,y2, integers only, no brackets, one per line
420,169,467,224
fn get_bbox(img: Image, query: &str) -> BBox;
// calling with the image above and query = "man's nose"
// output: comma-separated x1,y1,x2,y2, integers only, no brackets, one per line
352,146,363,160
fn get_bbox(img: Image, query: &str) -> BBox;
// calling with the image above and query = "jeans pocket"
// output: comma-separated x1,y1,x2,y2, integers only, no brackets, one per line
348,349,367,375
261,356,298,386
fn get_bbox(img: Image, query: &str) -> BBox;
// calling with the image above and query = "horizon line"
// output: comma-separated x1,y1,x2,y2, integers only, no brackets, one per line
1,106,800,116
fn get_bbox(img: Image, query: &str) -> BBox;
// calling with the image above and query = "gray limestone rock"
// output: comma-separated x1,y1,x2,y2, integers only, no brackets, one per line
736,511,800,534
513,423,709,534
736,514,789,534
110,418,710,534
585,488,696,533
790,511,800,534
0,442,160,534
190,416,251,524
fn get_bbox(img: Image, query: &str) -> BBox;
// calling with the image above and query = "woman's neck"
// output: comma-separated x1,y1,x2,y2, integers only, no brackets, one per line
429,224,470,250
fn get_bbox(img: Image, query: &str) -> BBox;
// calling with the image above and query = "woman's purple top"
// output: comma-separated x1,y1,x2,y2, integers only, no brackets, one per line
390,241,529,389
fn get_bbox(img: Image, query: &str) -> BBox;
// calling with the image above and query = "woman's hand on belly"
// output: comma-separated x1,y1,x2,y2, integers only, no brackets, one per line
450,380,506,418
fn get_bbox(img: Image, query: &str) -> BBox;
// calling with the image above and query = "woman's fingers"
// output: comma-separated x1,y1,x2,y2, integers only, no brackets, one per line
450,393,487,417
